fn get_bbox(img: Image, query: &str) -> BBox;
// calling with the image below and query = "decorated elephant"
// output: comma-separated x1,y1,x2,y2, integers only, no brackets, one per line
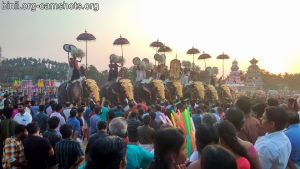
101,79,134,106
205,84,219,106
165,80,183,102
58,79,100,105
134,79,165,104
183,81,206,103
217,85,233,106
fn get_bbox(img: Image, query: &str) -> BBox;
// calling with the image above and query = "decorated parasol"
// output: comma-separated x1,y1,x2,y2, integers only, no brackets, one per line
76,30,96,69
158,45,172,53
217,53,230,79
187,47,200,65
113,35,130,62
150,39,164,53
198,52,211,69
158,45,172,66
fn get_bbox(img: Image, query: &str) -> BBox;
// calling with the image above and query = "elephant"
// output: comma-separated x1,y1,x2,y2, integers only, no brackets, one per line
183,81,206,103
58,81,85,104
165,80,183,102
101,79,134,106
58,79,100,105
134,79,165,104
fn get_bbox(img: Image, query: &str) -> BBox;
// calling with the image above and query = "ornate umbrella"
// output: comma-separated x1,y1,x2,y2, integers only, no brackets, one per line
158,45,172,66
150,39,164,53
158,45,172,53
76,30,96,69
113,35,130,61
217,53,230,79
198,52,211,69
150,39,164,65
187,47,200,65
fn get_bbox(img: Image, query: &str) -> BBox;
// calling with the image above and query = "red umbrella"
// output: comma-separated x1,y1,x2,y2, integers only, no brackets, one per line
198,52,211,69
76,30,96,69
217,53,230,79
187,46,200,65
113,35,130,60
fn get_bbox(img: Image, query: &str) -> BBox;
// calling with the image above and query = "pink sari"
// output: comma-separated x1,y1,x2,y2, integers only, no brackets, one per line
236,157,250,169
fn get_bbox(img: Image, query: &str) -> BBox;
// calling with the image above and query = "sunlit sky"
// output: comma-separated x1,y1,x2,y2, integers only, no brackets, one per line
1,0,300,75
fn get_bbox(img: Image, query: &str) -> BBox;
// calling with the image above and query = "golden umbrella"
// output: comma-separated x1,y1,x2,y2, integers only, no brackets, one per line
217,53,230,79
198,52,211,69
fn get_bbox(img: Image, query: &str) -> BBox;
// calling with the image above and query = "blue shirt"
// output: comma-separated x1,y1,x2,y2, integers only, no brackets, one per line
101,107,109,122
67,117,81,137
126,145,154,169
285,124,300,165
31,106,39,118
84,107,92,127
89,114,101,135
255,131,291,169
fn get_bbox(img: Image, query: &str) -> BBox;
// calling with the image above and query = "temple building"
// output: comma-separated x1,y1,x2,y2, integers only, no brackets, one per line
243,58,264,93
225,59,244,92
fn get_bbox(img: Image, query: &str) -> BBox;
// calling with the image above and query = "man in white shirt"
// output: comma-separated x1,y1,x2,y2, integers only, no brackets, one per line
254,106,291,169
63,102,72,120
13,103,32,125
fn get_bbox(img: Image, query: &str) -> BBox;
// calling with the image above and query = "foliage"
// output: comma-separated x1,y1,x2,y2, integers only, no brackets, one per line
0,57,68,83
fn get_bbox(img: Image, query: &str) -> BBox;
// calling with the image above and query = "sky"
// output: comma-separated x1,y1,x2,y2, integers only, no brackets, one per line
1,0,300,75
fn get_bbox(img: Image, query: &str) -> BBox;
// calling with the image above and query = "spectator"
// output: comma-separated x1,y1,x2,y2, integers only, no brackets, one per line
2,124,27,169
218,120,251,169
23,122,54,169
46,100,56,116
188,124,219,165
154,105,163,123
67,108,81,139
138,114,155,151
89,106,102,135
30,100,39,118
254,106,291,169
84,136,127,169
127,111,141,144
43,116,62,169
284,110,300,168
149,111,161,130
0,108,18,143
101,99,109,122
149,128,186,169
252,102,267,120
107,110,115,125
77,106,86,140
192,106,202,130
200,145,237,169
63,102,72,120
33,105,48,133
109,117,154,169
83,102,95,128
3,94,12,109
235,96,261,143
115,105,125,117
201,113,217,126
85,121,108,160
267,98,279,106
225,108,261,169
13,103,32,126
50,103,66,132
55,124,84,169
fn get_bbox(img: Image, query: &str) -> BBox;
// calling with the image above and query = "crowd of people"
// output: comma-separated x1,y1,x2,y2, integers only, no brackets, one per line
0,91,300,169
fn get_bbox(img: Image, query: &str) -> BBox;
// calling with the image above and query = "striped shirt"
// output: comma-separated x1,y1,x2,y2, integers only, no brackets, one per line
2,137,25,169
55,138,84,169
